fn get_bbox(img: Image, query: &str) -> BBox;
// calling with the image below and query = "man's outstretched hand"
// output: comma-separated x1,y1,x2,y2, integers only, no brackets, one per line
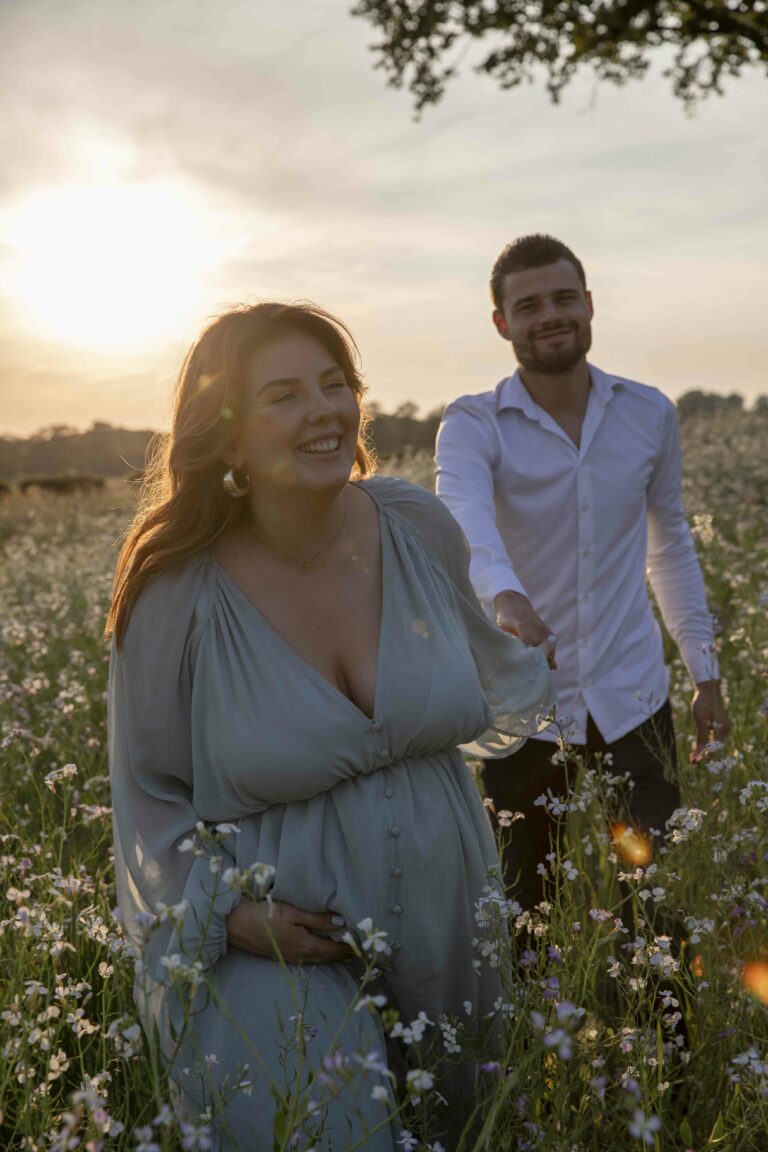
691,679,730,761
495,590,557,669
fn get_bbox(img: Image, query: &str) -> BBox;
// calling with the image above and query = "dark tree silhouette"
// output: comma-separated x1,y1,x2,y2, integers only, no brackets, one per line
394,400,420,419
352,1,768,113
676,389,744,419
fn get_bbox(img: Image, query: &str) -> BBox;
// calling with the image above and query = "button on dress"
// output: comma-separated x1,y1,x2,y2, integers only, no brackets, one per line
109,477,554,1151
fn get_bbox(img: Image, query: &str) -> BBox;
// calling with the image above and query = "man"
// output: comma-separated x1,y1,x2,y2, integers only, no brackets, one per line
435,234,729,907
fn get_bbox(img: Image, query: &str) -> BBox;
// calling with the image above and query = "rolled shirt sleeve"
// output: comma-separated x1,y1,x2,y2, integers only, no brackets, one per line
436,399,528,612
646,400,719,685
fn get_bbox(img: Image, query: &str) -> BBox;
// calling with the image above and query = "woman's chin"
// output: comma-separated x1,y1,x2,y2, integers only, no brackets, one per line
293,448,356,490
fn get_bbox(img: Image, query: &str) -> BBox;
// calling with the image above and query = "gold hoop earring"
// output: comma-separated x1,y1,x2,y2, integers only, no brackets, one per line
222,467,250,497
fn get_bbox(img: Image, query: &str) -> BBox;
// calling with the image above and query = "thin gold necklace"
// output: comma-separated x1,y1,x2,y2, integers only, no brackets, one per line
245,501,348,570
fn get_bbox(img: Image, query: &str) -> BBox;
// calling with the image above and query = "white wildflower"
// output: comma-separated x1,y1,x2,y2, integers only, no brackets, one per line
628,1109,662,1146
44,763,78,791
390,1011,433,1045
354,994,387,1013
357,918,391,955
406,1067,434,1102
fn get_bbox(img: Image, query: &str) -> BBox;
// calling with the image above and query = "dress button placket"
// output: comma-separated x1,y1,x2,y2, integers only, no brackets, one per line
376,720,401,947
371,719,389,765
389,870,403,946
387,803,402,947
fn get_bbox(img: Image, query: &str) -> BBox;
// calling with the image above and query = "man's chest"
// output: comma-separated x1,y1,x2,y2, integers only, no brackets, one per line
492,412,659,536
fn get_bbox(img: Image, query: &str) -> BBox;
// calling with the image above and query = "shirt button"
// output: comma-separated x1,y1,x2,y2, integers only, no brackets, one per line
379,749,390,760
389,827,400,838
578,638,587,648
581,593,589,603
580,503,589,512
384,787,393,798
370,721,382,733
390,904,402,915
581,548,591,558
391,867,402,878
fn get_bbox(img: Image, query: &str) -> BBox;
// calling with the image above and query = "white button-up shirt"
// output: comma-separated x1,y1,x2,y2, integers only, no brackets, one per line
435,365,718,744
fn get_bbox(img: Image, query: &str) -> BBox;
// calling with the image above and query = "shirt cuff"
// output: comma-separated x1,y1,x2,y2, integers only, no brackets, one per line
682,644,721,685
475,567,529,615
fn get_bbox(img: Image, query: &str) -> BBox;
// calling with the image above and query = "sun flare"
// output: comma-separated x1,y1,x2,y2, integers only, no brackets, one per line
2,180,224,349
743,961,768,1005
611,823,653,867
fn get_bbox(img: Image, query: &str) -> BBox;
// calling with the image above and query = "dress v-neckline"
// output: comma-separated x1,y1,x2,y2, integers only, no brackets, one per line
209,481,387,725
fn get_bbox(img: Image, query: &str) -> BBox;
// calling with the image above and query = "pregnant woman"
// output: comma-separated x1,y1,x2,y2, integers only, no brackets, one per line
107,301,554,1150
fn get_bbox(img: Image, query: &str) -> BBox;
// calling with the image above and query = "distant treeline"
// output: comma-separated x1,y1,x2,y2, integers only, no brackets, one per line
0,392,764,482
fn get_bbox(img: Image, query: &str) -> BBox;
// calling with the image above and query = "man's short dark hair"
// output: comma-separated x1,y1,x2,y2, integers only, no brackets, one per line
490,234,587,309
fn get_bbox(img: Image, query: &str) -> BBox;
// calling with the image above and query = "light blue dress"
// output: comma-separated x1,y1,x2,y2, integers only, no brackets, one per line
108,478,554,1151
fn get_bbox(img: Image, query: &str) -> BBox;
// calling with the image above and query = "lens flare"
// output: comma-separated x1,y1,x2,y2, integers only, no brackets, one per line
743,961,768,1005
611,823,653,867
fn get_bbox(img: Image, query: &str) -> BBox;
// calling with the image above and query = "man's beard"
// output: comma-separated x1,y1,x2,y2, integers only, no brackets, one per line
515,324,592,375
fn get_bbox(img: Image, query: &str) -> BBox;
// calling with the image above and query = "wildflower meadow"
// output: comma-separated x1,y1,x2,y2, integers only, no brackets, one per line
1,405,767,1151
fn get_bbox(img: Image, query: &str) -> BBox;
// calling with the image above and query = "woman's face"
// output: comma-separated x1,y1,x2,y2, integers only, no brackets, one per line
234,328,361,497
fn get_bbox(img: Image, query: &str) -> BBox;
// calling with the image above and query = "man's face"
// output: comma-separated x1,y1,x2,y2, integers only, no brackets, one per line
493,258,593,375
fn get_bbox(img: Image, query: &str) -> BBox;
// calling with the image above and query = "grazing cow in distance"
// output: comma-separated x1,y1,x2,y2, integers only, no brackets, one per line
19,475,105,495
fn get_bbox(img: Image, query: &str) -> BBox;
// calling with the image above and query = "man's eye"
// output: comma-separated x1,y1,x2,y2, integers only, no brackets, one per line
324,378,346,389
272,391,296,404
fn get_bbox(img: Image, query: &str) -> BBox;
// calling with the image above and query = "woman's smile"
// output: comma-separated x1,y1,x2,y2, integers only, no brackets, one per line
297,434,342,455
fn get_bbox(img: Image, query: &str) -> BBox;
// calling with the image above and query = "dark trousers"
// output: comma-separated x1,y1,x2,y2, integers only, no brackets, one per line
481,701,681,909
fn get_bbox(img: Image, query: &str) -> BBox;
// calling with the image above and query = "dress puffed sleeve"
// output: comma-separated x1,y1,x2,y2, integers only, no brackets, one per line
372,477,556,757
108,556,241,1003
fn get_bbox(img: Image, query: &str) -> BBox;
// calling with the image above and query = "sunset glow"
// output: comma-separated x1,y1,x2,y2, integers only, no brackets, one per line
2,180,222,350
0,1,765,437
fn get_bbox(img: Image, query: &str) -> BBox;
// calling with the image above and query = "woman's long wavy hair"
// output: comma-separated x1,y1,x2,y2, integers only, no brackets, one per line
106,301,374,645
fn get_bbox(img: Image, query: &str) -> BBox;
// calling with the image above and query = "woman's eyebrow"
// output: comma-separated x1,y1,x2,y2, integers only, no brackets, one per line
258,365,344,392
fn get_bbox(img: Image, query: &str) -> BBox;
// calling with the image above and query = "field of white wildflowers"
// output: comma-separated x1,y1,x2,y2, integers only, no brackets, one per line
1,406,767,1151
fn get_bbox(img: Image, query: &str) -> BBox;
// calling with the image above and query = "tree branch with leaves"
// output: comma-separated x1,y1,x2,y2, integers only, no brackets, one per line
352,0,768,113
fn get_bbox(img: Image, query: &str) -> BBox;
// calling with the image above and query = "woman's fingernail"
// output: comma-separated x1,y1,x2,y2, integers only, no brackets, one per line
331,914,345,927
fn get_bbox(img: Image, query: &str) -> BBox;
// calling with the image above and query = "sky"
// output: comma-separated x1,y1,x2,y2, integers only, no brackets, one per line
1,0,767,436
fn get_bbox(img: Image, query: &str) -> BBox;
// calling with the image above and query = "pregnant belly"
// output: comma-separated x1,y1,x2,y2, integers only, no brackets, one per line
232,751,498,956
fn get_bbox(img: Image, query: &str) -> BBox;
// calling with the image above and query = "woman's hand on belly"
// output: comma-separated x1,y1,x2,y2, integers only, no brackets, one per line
225,899,354,965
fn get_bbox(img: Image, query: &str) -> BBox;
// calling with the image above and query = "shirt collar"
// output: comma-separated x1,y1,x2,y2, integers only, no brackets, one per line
496,364,621,415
